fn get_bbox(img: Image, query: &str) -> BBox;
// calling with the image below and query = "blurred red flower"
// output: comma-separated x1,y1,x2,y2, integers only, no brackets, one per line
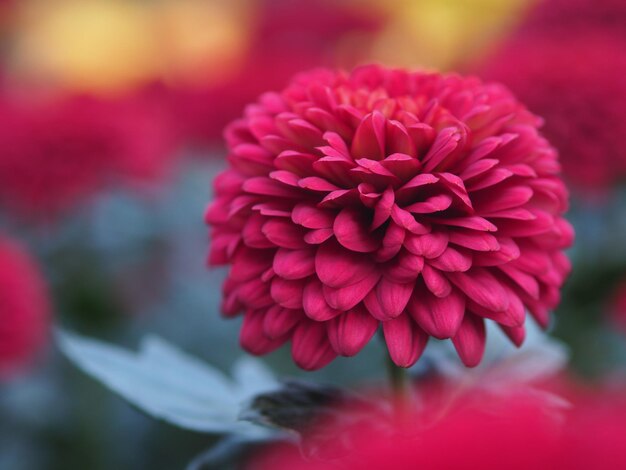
0,92,177,220
248,388,626,470
0,234,50,379
480,1,626,190
207,64,572,371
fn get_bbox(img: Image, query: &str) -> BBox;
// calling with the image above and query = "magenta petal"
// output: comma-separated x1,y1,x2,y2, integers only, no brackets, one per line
408,288,465,339
396,173,439,200
473,237,520,267
405,231,449,259
371,187,395,230
451,314,486,367
304,228,334,244
303,280,342,321
351,111,386,160
230,248,274,282
262,305,303,339
435,216,497,232
422,264,452,298
500,323,526,347
334,208,380,253
273,247,316,280
262,219,308,249
316,241,372,288
363,278,414,321
298,176,340,192
243,214,273,249
291,203,334,229
383,314,428,368
404,194,453,214
291,321,337,370
237,278,274,309
327,306,379,356
242,176,301,198
385,250,424,283
448,268,510,312
323,271,380,311
391,205,429,235
498,264,540,299
270,277,305,309
422,127,463,172
475,186,534,213
241,310,288,355
429,246,472,272
449,230,500,252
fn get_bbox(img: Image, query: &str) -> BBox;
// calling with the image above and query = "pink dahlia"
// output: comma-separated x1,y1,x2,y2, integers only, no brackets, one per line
206,65,573,370
0,234,50,379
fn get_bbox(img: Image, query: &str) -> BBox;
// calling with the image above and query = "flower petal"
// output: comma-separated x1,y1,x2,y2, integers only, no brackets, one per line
273,248,316,280
383,314,428,368
451,314,486,367
363,278,414,321
315,241,373,288
408,287,465,339
327,306,379,356
334,208,380,253
323,271,380,311
302,279,343,321
291,321,337,370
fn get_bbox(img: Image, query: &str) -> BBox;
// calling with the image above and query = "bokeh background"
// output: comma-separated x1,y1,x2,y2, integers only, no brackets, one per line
0,0,625,468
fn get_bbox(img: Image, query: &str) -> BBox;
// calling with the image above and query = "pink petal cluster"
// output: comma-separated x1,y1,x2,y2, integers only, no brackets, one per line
207,65,573,370
0,93,177,219
480,0,626,190
0,234,50,379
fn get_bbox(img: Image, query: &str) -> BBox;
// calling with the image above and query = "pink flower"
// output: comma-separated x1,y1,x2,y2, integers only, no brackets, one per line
479,1,626,190
207,65,573,370
0,92,177,219
248,388,626,470
0,234,50,379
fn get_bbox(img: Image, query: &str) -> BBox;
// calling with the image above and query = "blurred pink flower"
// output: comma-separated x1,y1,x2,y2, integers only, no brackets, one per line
0,234,50,379
248,389,626,470
207,65,572,370
521,0,626,39
480,1,626,190
0,92,177,219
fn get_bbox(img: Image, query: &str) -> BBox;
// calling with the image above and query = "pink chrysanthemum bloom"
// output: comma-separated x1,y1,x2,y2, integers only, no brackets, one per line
0,235,50,379
206,65,573,370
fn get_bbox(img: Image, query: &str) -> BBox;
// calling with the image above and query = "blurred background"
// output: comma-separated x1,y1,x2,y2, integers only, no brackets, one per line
0,0,625,468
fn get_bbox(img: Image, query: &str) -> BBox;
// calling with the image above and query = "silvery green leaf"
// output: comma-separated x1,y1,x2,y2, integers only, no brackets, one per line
57,329,279,437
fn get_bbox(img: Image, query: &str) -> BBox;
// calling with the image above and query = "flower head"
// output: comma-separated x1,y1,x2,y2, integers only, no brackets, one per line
207,65,572,370
0,235,50,379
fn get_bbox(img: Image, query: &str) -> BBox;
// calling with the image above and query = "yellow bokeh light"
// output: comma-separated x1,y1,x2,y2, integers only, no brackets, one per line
7,0,252,95
364,0,536,71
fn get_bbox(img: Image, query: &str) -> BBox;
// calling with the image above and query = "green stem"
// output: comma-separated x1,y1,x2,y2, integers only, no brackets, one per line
386,353,411,424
